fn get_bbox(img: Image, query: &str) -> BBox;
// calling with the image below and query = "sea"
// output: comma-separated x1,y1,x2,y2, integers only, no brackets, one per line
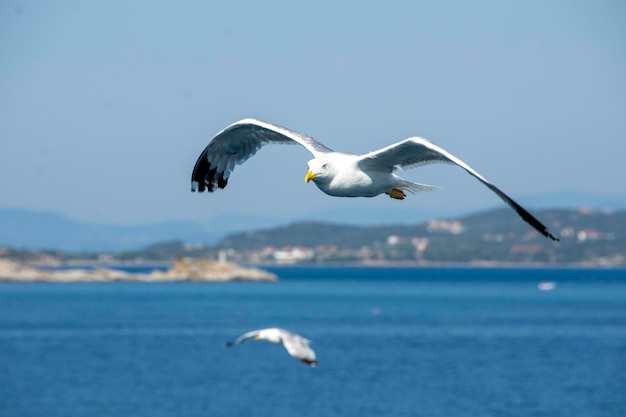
0,266,625,417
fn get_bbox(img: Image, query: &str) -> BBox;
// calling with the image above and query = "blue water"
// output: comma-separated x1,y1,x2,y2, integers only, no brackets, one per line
1,267,625,417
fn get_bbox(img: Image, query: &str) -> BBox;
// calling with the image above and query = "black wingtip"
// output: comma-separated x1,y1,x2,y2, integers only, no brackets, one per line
521,209,559,242
191,147,229,193
519,209,560,243
485,183,560,242
191,149,210,193
545,230,560,242
299,358,318,367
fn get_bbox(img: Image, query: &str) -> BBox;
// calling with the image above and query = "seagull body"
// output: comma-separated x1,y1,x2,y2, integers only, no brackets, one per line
192,118,559,241
303,151,435,199
225,327,318,366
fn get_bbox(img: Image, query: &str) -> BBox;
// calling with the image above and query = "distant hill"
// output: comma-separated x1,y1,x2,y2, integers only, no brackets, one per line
1,188,624,252
0,209,217,252
214,209,602,250
112,207,624,266
3,207,624,266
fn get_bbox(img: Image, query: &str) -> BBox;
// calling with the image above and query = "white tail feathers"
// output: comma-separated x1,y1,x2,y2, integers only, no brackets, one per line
398,180,438,194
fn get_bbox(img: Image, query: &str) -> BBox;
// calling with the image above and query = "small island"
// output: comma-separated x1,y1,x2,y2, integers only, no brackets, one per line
0,257,277,283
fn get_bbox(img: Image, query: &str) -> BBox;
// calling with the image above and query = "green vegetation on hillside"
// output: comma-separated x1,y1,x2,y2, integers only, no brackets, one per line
6,208,619,267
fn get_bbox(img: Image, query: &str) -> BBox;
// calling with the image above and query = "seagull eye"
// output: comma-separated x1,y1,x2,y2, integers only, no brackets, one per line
322,164,327,169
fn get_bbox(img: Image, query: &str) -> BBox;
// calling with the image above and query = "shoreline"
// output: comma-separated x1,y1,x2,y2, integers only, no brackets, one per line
0,258,277,283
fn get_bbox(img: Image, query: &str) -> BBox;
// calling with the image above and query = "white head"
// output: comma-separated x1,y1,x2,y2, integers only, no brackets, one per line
304,158,332,184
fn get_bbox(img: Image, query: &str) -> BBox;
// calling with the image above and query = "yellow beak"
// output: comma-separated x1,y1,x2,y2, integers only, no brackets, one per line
305,170,318,183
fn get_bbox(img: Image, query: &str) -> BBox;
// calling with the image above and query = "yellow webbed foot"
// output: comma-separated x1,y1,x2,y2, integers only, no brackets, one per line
387,188,406,200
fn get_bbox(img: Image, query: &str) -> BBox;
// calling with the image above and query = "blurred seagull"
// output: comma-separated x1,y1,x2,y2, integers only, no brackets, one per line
191,118,559,241
225,327,318,366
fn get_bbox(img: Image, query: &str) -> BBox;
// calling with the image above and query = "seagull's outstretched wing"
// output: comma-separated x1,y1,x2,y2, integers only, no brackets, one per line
191,118,333,192
358,137,559,241
224,329,261,347
278,329,318,366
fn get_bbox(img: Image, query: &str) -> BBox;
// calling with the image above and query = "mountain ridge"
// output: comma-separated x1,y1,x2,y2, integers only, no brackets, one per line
3,207,624,266
1,190,623,252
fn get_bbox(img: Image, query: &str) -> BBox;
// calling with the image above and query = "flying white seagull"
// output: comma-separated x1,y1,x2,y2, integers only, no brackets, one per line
191,118,559,241
225,327,318,366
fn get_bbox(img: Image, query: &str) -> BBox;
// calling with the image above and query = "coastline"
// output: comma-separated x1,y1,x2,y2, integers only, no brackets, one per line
0,258,277,283
1,258,623,284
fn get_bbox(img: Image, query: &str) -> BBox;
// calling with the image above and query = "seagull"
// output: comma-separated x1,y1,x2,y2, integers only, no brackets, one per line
191,118,559,241
225,327,318,366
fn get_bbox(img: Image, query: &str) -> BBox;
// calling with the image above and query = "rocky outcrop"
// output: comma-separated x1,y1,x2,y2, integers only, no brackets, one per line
149,258,277,282
0,258,277,282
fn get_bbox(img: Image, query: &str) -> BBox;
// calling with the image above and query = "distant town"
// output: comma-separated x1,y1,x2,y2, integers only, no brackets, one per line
3,207,624,268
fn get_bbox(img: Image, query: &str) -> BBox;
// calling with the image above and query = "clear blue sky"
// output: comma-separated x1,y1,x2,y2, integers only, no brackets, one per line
1,1,624,225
